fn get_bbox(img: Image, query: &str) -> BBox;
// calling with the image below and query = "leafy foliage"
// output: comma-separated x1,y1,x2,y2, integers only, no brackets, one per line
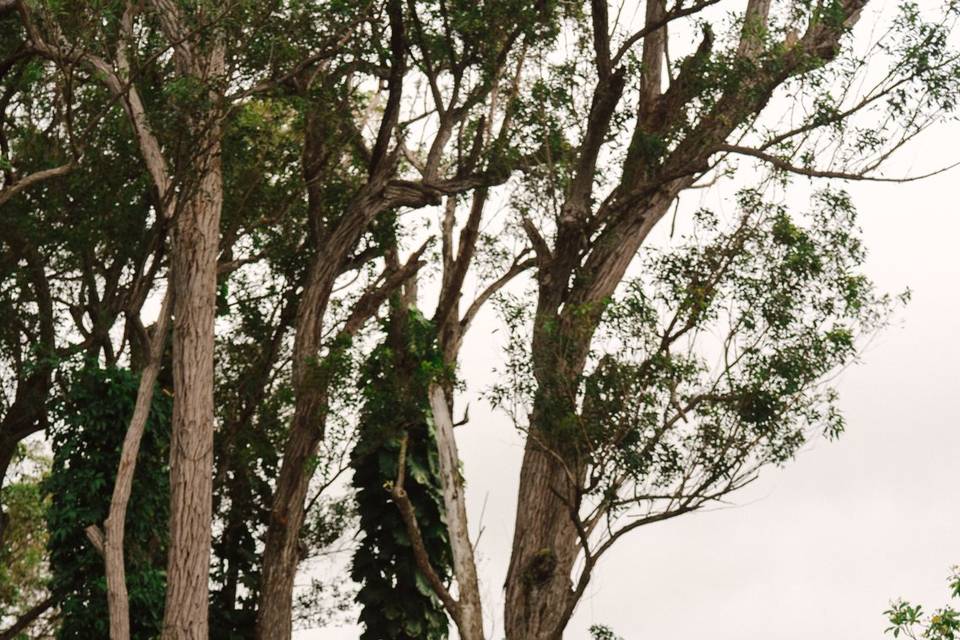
0,443,51,632
350,308,452,640
589,625,625,640
495,187,898,527
45,366,171,640
886,567,960,640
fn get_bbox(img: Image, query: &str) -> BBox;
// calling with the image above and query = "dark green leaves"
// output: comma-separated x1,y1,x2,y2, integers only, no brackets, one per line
45,365,171,640
350,309,452,640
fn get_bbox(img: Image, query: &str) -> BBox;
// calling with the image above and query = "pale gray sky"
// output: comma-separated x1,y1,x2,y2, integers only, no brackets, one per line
300,8,960,640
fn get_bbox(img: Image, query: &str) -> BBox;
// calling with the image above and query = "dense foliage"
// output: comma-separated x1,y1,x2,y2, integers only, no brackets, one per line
45,366,171,639
351,308,452,640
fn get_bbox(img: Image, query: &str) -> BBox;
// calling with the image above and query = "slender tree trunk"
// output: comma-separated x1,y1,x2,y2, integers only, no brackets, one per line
255,399,327,640
255,182,391,639
100,291,172,640
428,385,485,640
256,249,339,640
162,143,223,640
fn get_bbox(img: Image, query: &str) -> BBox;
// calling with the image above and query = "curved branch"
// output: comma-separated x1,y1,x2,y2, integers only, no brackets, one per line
0,162,74,207
388,433,463,628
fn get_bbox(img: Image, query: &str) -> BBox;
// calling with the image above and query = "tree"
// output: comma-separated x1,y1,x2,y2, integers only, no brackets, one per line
383,1,960,639
253,1,558,637
351,305,451,640
2,2,958,639
18,1,229,634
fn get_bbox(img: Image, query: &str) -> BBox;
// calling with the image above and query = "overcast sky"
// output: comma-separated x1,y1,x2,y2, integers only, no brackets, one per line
301,8,960,640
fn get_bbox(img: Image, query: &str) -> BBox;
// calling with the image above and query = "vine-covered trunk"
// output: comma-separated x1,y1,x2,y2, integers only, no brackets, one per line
163,145,223,640
351,309,453,640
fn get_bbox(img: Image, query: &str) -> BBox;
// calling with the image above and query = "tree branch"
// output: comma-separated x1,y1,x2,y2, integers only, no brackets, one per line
0,162,74,207
0,590,62,640
388,433,463,626
717,143,960,182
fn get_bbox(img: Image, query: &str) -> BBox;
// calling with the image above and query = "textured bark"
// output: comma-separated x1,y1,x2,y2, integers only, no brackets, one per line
255,192,423,639
255,185,380,640
254,390,329,640
256,4,407,634
504,441,583,640
100,291,172,640
162,143,223,640
503,193,678,640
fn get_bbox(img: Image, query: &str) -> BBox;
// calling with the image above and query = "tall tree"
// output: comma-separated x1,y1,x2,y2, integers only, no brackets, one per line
17,0,232,634
388,2,960,639
351,301,452,640
254,1,557,636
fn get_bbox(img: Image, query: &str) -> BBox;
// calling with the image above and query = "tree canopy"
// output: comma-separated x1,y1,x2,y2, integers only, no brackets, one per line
0,1,958,639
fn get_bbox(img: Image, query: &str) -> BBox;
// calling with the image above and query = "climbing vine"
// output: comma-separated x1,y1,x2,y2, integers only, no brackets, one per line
350,307,452,640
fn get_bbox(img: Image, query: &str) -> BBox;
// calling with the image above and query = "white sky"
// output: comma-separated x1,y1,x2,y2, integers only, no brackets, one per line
300,5,960,639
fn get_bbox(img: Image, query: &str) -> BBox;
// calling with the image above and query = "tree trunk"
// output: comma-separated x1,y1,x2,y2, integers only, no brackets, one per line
254,400,326,640
255,238,340,640
503,433,582,640
255,186,389,640
503,196,679,639
428,385,485,640
162,147,222,640
103,291,172,640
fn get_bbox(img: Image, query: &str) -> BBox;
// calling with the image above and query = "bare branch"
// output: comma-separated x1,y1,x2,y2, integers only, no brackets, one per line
717,143,960,182
611,0,722,67
0,590,62,640
460,255,535,335
85,524,105,556
0,162,73,208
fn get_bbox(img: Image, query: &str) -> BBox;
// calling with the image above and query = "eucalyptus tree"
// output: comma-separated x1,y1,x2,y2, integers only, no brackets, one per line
497,1,960,636
0,41,182,640
382,1,960,639
16,1,231,634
